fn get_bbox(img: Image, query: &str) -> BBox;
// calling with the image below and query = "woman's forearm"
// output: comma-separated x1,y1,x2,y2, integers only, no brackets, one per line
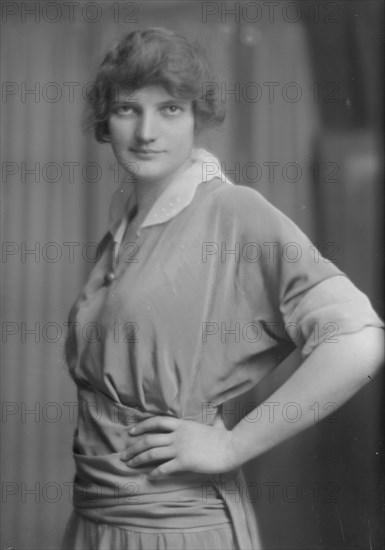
230,326,384,465
119,327,383,478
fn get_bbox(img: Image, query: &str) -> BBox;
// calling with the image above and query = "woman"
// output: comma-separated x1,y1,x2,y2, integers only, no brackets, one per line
61,28,384,550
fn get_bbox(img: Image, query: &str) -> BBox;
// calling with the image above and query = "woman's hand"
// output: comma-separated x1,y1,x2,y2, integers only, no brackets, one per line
120,416,242,479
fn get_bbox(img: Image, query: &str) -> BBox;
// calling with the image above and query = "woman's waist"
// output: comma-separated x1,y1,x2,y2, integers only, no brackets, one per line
76,381,219,423
74,383,222,455
71,387,239,530
72,450,231,528
73,450,222,496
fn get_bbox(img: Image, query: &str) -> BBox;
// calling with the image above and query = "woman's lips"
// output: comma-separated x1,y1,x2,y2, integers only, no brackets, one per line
130,148,164,155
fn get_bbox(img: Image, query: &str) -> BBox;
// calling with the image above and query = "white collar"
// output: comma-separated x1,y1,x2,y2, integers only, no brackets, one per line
108,148,233,243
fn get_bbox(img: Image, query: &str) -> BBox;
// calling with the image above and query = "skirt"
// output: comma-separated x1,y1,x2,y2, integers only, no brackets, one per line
61,510,238,550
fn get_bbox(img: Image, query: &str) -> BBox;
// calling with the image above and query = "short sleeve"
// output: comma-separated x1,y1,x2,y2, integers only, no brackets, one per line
220,185,384,358
285,275,383,356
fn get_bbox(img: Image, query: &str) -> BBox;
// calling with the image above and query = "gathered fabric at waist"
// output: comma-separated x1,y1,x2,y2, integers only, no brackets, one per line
73,382,220,456
70,383,262,548
72,384,230,529
73,450,231,529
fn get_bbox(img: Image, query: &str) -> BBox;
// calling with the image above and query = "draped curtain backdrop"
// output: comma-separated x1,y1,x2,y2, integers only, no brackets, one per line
1,2,383,549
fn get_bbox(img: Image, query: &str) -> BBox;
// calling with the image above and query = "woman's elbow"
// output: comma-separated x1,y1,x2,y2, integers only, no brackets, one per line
340,326,384,376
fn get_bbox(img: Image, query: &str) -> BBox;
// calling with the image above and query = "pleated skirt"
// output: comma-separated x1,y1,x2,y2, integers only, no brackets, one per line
61,510,238,550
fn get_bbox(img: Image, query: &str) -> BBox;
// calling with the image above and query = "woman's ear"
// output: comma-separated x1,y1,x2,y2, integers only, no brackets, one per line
98,121,112,143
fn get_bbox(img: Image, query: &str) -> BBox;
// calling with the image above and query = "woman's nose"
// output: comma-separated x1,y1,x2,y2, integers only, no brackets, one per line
135,112,157,142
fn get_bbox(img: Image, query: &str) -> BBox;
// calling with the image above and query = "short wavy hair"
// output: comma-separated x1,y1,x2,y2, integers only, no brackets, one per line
84,28,226,142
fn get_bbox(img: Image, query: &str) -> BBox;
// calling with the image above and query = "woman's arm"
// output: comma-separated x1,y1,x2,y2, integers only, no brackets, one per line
229,325,384,465
121,326,383,477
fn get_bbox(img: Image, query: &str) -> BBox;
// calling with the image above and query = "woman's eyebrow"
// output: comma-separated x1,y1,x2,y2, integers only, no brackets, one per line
156,99,188,105
111,98,188,108
111,97,139,106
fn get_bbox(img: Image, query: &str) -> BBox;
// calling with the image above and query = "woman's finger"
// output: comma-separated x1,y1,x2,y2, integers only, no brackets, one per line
128,416,180,435
125,446,175,468
121,433,173,461
148,459,180,480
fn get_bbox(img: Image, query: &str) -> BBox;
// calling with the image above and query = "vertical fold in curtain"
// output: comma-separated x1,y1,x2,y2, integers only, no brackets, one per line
233,17,323,547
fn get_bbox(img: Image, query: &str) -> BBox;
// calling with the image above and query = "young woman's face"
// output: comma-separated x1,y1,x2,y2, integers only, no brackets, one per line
108,85,195,186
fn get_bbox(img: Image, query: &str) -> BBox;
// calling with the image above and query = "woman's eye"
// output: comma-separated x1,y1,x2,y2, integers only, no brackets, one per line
163,106,182,115
114,105,135,115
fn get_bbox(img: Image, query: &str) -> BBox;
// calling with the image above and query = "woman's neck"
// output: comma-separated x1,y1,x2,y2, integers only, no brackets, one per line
131,156,195,221
131,178,172,222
